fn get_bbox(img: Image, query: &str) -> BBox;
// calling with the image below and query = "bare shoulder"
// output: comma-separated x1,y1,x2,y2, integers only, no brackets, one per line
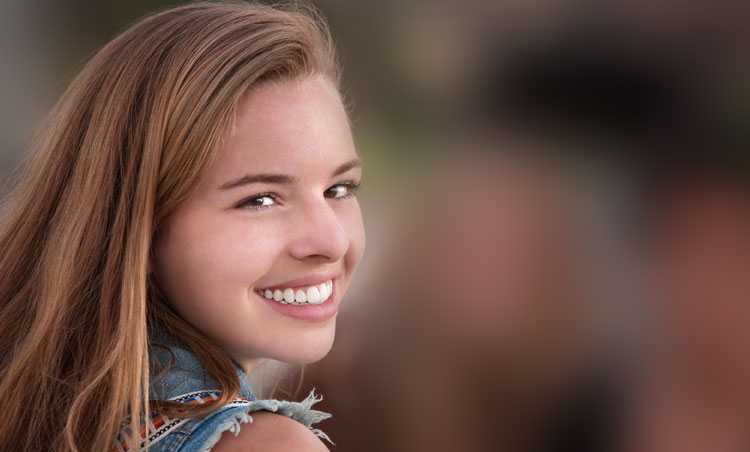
210,411,330,452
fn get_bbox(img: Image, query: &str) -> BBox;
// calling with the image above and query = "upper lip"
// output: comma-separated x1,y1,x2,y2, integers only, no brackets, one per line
257,271,340,291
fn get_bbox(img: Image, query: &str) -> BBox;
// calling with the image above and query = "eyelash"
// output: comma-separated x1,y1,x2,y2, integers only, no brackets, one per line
326,180,361,201
237,181,361,212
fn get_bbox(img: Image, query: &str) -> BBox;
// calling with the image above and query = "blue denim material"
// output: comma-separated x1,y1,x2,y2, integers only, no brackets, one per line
144,327,332,452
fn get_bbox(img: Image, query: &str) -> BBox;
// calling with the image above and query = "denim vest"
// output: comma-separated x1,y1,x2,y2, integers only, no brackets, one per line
113,328,331,452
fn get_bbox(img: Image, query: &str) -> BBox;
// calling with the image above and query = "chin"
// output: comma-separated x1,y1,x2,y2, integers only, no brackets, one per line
270,322,337,365
275,343,334,365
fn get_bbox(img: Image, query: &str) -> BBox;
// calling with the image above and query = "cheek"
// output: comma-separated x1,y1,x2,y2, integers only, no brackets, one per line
151,210,284,325
342,203,366,273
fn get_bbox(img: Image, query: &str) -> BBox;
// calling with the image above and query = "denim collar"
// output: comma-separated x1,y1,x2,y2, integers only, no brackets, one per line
148,325,256,401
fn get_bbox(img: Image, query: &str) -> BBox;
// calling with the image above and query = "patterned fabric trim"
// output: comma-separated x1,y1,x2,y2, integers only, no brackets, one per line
112,390,252,452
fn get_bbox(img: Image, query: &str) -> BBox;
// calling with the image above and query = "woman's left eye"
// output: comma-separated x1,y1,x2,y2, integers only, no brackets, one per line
324,182,360,200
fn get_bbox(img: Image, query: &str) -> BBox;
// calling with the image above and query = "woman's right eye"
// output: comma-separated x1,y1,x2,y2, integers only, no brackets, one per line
237,193,277,211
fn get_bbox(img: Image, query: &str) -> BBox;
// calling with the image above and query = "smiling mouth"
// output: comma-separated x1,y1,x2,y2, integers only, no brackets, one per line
257,279,333,306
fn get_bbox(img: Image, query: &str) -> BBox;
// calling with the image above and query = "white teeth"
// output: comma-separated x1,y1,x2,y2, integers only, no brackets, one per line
306,286,320,303
318,284,326,300
319,280,332,300
258,279,334,306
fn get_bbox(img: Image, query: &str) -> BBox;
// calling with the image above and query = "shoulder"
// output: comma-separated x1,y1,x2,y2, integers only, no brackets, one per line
140,390,333,452
210,411,329,452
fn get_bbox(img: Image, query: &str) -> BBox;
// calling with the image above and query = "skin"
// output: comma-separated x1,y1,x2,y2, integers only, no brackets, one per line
150,75,365,376
210,411,330,452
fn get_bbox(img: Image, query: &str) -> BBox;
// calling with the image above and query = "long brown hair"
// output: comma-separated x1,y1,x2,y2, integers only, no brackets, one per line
0,2,339,450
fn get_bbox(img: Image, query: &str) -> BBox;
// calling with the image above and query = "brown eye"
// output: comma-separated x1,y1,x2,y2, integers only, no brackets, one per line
324,182,360,200
324,185,348,199
238,193,277,210
249,195,275,206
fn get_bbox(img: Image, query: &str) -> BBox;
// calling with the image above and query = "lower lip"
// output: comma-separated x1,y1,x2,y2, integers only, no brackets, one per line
258,283,339,322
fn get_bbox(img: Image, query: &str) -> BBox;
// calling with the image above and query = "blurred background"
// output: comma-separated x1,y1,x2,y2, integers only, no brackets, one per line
2,0,750,450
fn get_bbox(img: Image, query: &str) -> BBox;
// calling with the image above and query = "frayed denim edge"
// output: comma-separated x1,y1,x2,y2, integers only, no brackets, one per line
201,389,333,451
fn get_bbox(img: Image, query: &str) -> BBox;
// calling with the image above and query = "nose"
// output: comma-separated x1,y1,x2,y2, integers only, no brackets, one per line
287,196,349,263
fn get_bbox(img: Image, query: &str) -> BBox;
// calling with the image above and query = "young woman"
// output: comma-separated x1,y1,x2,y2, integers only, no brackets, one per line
0,2,365,451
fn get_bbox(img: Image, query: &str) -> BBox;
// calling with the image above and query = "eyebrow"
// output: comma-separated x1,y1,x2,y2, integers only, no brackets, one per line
218,157,362,191
218,173,297,190
332,157,363,177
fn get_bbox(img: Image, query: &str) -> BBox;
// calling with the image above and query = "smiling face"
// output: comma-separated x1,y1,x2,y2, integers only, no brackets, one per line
150,76,365,371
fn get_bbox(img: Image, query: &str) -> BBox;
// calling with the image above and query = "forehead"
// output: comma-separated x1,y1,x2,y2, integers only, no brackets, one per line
206,77,356,183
